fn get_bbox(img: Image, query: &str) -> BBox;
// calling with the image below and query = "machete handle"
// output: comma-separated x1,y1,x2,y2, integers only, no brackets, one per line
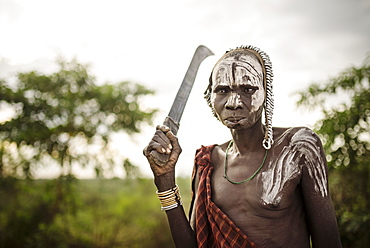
149,116,179,166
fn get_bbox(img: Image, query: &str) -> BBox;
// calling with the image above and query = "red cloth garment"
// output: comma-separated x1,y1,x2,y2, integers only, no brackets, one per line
191,145,258,248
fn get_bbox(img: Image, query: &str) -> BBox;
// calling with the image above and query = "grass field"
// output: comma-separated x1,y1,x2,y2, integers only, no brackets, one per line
0,177,192,248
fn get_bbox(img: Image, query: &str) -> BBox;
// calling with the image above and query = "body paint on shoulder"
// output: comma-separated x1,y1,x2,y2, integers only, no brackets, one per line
261,128,328,206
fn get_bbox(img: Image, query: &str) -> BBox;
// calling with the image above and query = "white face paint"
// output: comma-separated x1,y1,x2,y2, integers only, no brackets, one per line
261,128,328,206
210,52,265,128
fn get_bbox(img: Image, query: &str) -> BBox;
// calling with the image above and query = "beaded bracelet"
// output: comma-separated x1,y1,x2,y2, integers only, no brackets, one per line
156,184,183,211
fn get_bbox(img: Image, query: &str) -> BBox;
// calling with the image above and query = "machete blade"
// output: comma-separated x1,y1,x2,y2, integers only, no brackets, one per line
150,45,213,166
167,45,214,128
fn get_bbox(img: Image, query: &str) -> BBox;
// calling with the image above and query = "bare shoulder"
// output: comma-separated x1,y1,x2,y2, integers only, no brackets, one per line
273,126,322,147
261,126,326,205
210,140,230,166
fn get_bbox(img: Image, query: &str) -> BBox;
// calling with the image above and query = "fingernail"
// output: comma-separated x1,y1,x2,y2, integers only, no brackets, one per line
161,148,166,153
167,148,171,154
168,144,172,149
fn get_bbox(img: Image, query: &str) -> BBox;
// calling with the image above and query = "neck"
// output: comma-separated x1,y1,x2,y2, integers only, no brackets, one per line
229,120,265,155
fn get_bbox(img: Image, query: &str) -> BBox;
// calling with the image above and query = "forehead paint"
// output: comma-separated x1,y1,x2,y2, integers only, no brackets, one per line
261,128,328,206
212,54,263,89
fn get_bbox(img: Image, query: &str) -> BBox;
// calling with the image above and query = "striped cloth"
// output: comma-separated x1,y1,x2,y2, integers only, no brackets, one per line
192,145,257,248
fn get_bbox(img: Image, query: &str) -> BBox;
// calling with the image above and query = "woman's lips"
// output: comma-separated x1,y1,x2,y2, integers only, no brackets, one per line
225,116,245,122
224,117,247,127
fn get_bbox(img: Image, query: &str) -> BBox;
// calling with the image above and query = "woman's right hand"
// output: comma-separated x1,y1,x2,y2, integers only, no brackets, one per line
143,125,182,178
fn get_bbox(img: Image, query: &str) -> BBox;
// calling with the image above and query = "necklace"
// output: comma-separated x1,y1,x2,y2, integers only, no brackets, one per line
223,140,268,184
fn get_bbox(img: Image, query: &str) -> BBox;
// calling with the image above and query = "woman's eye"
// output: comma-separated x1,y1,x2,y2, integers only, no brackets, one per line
243,86,258,93
214,87,229,94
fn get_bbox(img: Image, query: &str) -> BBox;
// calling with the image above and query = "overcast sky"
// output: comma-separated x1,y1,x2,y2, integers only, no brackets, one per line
1,0,369,178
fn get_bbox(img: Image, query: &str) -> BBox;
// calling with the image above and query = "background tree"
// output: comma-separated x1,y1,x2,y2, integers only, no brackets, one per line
296,55,370,247
0,58,157,179
0,58,163,247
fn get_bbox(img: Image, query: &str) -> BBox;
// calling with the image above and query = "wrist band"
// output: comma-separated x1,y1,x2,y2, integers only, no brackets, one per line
156,184,183,211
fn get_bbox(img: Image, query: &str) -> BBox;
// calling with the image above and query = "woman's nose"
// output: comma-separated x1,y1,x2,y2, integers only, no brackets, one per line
225,92,242,110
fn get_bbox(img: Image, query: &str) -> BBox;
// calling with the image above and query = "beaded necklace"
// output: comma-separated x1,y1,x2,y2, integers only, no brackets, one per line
223,140,268,184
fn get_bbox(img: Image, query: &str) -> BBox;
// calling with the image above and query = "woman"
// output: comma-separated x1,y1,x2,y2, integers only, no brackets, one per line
144,45,342,248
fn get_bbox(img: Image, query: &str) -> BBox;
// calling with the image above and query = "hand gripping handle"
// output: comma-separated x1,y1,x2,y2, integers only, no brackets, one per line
149,116,179,166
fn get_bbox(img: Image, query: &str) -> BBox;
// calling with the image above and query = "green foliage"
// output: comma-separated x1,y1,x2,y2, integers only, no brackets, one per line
0,176,79,247
0,58,157,178
0,178,191,248
296,56,370,247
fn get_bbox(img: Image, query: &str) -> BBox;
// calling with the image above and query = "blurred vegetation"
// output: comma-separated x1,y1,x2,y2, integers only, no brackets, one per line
296,55,370,247
0,177,192,247
0,58,157,179
0,58,173,247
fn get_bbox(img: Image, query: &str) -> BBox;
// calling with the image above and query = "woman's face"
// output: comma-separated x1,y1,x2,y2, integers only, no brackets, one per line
211,51,265,129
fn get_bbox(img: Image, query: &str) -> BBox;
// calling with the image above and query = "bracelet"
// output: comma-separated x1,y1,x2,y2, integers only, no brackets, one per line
156,184,183,211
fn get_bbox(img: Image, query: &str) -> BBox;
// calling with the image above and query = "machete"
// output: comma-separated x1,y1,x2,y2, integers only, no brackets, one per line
150,45,214,166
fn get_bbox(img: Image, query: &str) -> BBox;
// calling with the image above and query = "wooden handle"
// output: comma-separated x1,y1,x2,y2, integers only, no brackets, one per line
149,117,179,166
